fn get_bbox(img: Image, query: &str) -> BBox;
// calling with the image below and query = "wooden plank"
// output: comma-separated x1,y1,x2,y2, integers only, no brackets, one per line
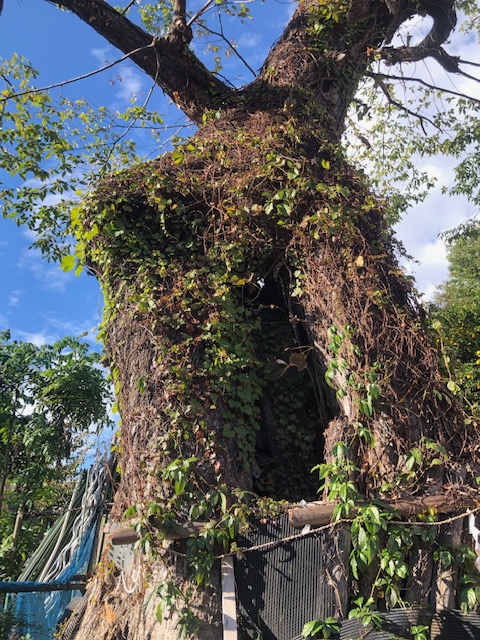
109,521,206,546
109,527,140,546
288,495,477,528
221,556,238,640
157,520,206,539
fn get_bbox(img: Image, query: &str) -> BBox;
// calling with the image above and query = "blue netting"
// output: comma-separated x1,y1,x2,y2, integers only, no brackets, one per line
11,520,96,640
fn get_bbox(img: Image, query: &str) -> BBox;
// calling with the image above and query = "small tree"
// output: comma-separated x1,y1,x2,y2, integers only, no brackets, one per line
0,331,112,578
432,222,480,415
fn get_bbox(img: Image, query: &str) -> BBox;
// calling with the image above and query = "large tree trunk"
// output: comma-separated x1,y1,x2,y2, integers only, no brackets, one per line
70,108,477,638
53,0,479,638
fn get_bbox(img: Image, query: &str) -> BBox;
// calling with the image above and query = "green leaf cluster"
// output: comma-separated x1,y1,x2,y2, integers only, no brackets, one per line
0,331,112,578
432,222,480,414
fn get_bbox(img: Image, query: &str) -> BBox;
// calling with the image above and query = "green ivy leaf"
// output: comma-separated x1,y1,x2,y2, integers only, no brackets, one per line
60,255,75,272
156,602,163,624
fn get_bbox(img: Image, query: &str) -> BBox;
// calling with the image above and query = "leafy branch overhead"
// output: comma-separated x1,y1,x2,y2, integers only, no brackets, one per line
50,0,473,122
1,0,479,261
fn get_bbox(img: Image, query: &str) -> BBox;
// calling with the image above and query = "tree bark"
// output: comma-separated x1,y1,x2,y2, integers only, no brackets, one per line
41,1,479,639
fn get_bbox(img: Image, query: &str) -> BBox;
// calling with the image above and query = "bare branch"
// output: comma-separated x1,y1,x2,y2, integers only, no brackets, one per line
372,75,438,133
201,23,256,79
458,58,480,69
103,48,160,169
0,44,155,103
369,71,480,107
381,45,461,74
120,0,135,16
187,0,215,27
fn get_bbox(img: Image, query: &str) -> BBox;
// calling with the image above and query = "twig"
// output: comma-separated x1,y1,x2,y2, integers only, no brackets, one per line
371,74,438,133
0,43,156,103
458,58,480,69
121,0,136,16
187,0,216,27
102,47,161,169
370,71,480,107
201,23,256,78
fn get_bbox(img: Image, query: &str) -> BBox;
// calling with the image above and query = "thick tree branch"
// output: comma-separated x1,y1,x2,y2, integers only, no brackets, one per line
416,0,457,49
380,0,459,73
169,0,191,43
0,45,155,103
51,0,232,122
381,45,462,73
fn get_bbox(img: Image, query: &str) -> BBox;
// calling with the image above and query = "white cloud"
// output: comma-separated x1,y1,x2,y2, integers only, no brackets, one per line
409,238,449,300
42,313,101,344
238,32,263,48
114,66,144,102
8,289,23,307
91,46,111,66
90,46,146,104
18,249,74,293
15,330,57,347
395,186,475,299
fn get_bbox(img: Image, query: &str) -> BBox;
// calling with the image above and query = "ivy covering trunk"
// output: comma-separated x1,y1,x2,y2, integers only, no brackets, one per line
34,0,480,637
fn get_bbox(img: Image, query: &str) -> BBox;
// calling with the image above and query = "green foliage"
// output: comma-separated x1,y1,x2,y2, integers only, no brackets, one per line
316,436,480,617
130,455,250,587
432,222,480,414
0,330,112,578
348,596,383,629
0,55,161,261
347,76,480,224
155,581,201,636
302,617,340,639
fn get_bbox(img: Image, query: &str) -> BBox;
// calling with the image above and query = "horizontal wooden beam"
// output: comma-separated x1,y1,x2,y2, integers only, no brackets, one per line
109,520,206,546
288,494,478,529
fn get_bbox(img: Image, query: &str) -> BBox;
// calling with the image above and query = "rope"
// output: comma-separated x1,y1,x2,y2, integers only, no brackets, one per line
215,505,480,559
120,568,141,594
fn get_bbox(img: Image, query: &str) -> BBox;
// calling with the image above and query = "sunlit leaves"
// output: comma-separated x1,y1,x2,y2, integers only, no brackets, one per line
0,55,162,261
345,70,480,224
0,331,112,577
432,222,480,414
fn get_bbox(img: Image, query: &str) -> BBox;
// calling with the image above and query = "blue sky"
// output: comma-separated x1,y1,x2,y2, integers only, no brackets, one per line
0,0,479,350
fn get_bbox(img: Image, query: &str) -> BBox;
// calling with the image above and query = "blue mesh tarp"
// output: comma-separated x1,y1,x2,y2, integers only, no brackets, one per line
11,520,96,640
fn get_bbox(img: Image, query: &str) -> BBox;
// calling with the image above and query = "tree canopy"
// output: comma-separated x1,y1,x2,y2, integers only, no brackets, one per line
0,1,479,260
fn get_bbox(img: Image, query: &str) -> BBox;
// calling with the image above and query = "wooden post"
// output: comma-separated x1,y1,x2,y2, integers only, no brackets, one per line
435,519,463,611
221,556,237,640
108,520,206,545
